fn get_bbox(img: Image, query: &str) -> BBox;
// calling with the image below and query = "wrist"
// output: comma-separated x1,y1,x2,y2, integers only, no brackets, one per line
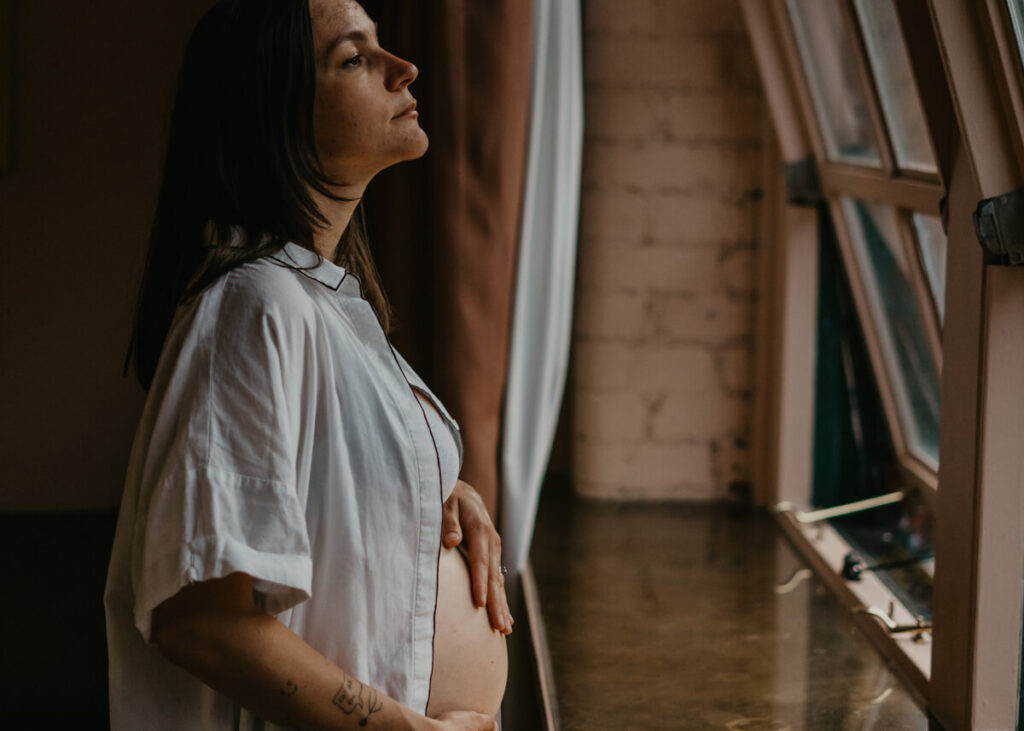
400,705,437,731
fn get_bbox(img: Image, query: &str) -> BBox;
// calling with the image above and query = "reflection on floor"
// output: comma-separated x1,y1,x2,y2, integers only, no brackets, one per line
529,479,929,730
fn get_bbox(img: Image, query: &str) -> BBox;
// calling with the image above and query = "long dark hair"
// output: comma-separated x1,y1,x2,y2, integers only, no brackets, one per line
126,0,391,391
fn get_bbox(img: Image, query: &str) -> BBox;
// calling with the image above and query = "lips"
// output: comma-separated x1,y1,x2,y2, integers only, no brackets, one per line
393,100,417,119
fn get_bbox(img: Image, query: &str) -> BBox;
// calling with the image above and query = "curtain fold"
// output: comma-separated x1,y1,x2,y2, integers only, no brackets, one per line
366,0,533,518
500,0,584,573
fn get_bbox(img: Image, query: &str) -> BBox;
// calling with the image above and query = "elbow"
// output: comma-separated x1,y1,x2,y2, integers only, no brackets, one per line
152,608,204,667
150,572,261,668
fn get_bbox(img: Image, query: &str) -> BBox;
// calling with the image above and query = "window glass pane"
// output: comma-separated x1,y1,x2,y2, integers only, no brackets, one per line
786,0,882,166
813,208,934,624
842,198,940,469
1007,0,1024,72
853,0,937,174
911,213,946,325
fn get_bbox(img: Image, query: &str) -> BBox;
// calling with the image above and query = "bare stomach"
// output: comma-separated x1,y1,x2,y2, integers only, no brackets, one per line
426,545,509,718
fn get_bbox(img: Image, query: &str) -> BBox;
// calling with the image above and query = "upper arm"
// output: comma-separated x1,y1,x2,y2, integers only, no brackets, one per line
132,269,317,644
152,571,258,657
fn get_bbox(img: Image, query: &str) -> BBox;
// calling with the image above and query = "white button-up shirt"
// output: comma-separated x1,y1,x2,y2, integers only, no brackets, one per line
104,242,463,730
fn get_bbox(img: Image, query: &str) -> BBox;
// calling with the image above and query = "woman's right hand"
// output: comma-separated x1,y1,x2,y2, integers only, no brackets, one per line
429,710,499,731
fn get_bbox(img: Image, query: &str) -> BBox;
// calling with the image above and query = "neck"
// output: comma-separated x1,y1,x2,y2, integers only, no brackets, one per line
309,182,367,260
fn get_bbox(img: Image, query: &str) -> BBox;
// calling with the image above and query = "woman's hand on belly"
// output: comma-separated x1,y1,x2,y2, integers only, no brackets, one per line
441,480,513,635
427,546,509,719
429,711,499,731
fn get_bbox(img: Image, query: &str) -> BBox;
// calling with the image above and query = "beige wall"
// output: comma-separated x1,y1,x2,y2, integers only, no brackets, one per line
0,0,214,510
571,0,766,500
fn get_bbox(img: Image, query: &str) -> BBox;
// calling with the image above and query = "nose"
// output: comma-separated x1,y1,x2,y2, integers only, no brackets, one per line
387,52,418,91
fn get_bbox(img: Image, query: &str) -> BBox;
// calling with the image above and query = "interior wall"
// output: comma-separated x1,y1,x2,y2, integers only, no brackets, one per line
0,0,215,510
571,0,767,500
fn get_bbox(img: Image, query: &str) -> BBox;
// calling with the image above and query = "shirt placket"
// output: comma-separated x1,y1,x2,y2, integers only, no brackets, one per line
339,293,444,713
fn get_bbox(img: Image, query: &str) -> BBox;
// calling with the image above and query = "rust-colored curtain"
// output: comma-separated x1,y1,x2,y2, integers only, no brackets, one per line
364,1,533,519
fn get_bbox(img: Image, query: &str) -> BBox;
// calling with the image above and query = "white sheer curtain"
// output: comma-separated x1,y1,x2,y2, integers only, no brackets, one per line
500,0,583,574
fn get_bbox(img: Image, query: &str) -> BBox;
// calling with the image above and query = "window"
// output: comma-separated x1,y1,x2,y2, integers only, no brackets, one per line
782,0,944,487
745,0,1024,725
786,0,882,165
1007,0,1024,73
910,213,946,324
853,0,937,175
840,198,940,469
749,0,950,701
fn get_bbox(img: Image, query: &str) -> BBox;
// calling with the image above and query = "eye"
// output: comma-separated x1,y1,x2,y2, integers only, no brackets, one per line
342,53,363,69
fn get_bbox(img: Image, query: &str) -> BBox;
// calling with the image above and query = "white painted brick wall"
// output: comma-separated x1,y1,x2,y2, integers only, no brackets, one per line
571,0,765,500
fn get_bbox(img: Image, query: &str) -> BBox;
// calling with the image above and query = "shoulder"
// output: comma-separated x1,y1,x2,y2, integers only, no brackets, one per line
221,257,318,318
171,256,321,358
185,256,319,335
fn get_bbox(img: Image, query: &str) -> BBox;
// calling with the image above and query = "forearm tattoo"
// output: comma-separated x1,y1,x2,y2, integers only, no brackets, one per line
273,680,301,728
280,679,299,697
332,672,384,727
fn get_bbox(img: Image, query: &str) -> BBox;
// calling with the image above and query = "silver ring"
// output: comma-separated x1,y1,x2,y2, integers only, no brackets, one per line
499,564,508,577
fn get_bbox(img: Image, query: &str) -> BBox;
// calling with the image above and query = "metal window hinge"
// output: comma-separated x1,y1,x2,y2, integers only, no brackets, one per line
973,188,1024,265
783,156,824,208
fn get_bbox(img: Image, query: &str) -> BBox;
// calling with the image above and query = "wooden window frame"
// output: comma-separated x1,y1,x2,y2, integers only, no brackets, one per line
828,196,940,485
975,0,1024,176
924,3,1024,729
773,0,945,494
742,0,940,710
744,1,818,516
749,0,1024,727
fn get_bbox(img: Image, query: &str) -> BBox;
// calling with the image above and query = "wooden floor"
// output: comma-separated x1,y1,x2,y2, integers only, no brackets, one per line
529,478,930,730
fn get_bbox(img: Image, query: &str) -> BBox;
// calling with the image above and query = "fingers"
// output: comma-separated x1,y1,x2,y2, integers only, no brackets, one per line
473,715,497,731
486,533,513,634
467,521,490,608
432,709,498,730
475,713,498,731
450,480,511,631
442,493,462,547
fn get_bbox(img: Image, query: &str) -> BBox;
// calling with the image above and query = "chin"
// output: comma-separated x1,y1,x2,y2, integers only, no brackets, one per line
404,129,429,160
372,131,430,175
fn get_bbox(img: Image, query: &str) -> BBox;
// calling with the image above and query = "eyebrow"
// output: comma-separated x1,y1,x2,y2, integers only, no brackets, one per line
324,22,380,59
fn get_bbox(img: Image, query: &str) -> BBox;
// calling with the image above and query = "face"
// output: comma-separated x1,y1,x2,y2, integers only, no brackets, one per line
309,0,428,184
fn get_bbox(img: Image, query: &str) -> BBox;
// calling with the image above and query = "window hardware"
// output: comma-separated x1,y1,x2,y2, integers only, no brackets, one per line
973,188,1024,264
841,551,934,581
774,567,814,595
855,602,932,642
774,490,906,524
783,156,823,207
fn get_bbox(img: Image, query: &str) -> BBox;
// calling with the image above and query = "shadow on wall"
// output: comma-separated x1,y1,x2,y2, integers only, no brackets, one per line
0,0,216,512
0,510,118,724
0,0,217,724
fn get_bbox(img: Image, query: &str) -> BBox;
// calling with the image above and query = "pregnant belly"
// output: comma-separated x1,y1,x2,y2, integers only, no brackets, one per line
426,545,508,718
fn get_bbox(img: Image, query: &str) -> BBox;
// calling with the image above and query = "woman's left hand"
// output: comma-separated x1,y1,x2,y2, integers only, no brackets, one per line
441,479,514,635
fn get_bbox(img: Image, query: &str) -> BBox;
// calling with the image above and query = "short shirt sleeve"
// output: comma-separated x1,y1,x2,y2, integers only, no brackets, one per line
130,266,317,642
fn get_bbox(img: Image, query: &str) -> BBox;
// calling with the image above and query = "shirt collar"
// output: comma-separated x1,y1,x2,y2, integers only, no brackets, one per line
269,241,362,296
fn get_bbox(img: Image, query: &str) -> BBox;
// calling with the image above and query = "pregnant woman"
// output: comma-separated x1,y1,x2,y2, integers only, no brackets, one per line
103,1,510,728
